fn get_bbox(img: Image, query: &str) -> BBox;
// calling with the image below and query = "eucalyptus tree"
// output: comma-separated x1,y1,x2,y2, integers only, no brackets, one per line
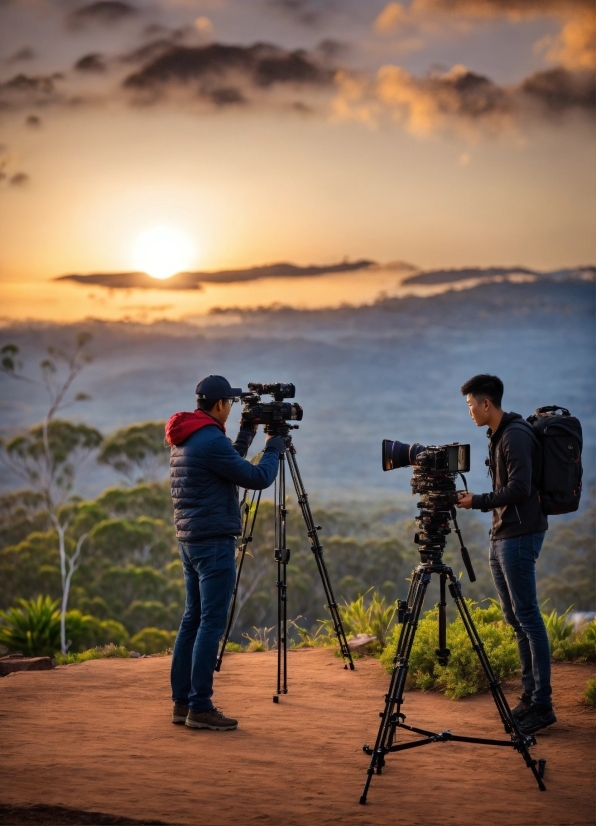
0,333,102,653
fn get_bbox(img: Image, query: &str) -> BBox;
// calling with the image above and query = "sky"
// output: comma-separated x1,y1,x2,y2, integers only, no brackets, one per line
0,0,594,321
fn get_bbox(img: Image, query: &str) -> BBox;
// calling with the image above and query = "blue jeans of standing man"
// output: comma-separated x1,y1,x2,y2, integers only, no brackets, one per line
171,537,236,713
489,531,551,707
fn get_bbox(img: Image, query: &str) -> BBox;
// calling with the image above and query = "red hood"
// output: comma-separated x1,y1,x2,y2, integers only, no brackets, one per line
165,410,225,446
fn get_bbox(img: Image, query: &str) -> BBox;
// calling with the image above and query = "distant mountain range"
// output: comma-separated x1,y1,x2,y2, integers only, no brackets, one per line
55,261,594,290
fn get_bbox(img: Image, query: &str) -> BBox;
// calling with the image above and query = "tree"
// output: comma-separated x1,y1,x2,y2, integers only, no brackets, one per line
0,334,102,653
98,422,169,484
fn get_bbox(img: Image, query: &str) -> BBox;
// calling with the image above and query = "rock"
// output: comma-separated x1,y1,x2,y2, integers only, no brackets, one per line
347,633,377,653
0,656,55,677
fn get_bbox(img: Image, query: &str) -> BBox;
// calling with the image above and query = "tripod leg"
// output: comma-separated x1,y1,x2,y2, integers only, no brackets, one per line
360,566,431,804
285,446,355,670
216,490,262,672
274,453,289,699
436,573,450,665
447,572,546,791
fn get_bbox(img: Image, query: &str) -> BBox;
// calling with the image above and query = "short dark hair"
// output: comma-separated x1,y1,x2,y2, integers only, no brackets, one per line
196,397,221,412
460,374,504,407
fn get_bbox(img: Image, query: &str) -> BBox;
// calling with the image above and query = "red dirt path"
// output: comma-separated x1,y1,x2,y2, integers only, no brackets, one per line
1,649,594,826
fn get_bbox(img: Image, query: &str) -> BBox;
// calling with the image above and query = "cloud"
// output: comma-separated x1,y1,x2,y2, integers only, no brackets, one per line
266,0,328,27
9,172,29,187
25,114,42,127
6,48,36,64
520,67,595,113
0,73,64,111
56,259,374,289
122,42,334,105
74,53,107,72
68,1,137,29
333,62,595,137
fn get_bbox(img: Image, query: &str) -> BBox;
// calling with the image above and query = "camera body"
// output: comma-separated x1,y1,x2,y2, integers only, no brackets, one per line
241,382,303,430
382,440,470,474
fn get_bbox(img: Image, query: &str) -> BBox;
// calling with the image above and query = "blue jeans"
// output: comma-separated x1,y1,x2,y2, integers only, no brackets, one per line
489,531,552,707
171,538,236,712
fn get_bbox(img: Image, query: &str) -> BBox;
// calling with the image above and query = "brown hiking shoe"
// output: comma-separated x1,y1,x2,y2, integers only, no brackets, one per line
185,707,238,730
172,703,189,724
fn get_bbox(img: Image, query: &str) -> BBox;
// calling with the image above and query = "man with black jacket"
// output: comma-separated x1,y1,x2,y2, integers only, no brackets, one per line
456,374,556,734
165,375,286,731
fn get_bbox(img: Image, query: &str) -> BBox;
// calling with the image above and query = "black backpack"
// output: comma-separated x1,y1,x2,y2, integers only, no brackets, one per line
525,406,583,515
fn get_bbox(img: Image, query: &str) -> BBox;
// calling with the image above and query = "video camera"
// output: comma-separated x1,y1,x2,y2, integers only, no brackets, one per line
241,382,303,432
382,441,470,474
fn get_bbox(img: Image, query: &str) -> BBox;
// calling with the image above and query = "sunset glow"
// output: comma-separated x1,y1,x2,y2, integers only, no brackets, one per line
132,227,195,280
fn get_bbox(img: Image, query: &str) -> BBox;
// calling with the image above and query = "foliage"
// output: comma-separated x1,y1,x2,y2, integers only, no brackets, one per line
542,606,574,644
381,600,520,699
0,595,130,656
242,625,275,651
55,643,131,664
0,596,61,657
584,678,596,707
550,620,596,663
129,627,176,654
97,422,168,484
315,590,397,651
225,642,244,653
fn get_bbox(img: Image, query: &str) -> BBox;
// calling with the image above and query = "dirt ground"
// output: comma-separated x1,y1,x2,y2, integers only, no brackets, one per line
0,649,594,826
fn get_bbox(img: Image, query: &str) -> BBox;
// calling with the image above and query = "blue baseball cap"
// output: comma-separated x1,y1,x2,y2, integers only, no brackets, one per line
195,375,243,405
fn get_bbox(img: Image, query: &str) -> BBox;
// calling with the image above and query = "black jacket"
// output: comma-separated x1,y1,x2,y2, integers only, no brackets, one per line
471,411,548,540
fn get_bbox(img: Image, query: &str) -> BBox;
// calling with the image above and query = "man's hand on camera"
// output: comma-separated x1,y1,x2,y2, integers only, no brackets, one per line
456,492,473,509
265,434,287,453
239,419,258,434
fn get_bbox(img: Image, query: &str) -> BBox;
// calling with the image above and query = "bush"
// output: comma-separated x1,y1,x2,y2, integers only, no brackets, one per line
584,678,596,707
55,643,131,664
0,595,130,656
549,618,596,663
0,595,61,657
129,626,176,654
381,599,520,699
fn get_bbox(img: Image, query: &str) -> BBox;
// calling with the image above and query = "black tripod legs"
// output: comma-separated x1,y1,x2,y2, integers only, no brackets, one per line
360,567,430,804
285,446,355,670
360,562,546,805
448,574,546,791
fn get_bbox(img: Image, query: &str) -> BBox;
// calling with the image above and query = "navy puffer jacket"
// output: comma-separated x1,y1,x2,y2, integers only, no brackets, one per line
169,419,282,541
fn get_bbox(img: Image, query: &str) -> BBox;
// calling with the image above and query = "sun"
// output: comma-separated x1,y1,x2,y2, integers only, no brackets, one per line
132,226,195,279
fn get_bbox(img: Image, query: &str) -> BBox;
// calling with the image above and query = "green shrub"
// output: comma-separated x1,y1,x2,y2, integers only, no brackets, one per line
542,606,574,644
381,600,520,699
55,643,131,664
0,595,61,657
129,627,176,654
242,625,275,651
224,642,243,653
316,590,398,651
583,678,596,706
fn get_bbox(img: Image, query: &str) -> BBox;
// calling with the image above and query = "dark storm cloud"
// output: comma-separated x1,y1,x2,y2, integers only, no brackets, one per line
74,53,107,73
520,67,595,113
122,42,334,104
68,1,137,28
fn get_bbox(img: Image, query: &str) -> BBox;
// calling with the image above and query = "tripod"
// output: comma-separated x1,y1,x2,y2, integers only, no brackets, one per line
360,488,547,804
215,426,355,698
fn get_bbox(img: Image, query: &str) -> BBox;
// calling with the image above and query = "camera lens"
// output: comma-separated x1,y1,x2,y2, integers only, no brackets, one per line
382,440,425,471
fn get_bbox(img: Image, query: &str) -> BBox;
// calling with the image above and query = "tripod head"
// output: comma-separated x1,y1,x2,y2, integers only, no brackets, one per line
411,467,476,581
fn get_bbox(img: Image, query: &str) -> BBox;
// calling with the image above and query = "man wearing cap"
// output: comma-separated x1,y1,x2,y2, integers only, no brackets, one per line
165,375,285,731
